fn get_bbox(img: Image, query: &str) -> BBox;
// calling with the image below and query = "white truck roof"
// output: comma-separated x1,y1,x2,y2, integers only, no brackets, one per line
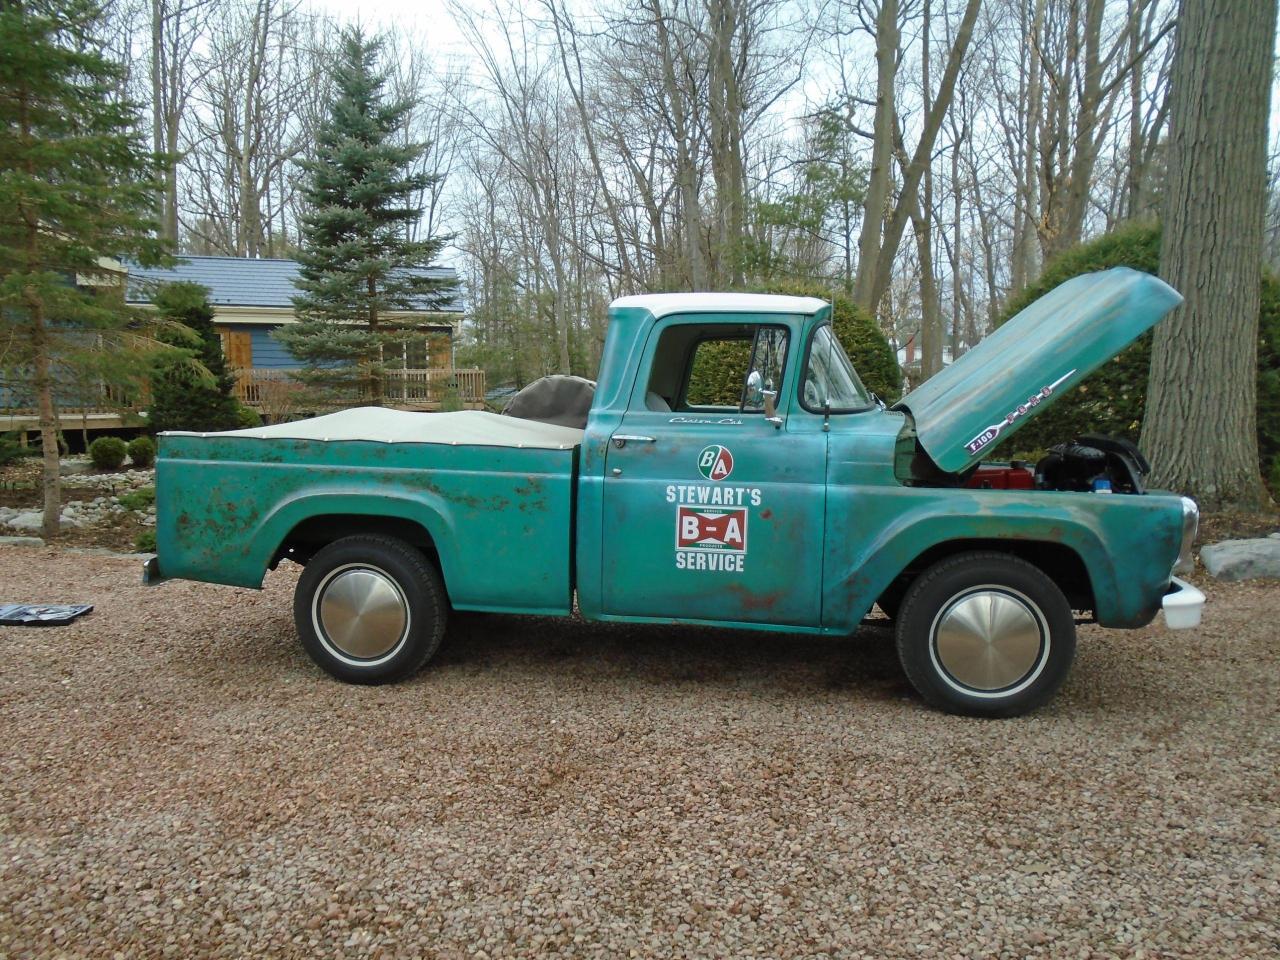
609,292,829,319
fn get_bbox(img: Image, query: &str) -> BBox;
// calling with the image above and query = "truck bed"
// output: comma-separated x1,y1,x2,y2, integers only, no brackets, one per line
155,409,581,614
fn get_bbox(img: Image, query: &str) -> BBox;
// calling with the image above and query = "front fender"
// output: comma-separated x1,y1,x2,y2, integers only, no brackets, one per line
822,487,1181,633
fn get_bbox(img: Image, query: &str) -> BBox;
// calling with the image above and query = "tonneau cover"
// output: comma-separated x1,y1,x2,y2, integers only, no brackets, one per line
164,407,584,450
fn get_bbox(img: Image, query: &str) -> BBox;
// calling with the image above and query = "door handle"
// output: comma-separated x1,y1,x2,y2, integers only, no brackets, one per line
612,434,656,448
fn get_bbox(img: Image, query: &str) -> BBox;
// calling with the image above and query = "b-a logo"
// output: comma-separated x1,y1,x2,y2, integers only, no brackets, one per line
697,444,734,481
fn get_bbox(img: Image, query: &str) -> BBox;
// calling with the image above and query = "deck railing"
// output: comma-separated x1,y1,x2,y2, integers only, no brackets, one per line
232,367,487,411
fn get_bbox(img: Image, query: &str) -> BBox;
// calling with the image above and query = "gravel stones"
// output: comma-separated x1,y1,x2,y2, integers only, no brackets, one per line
1200,538,1280,581
60,467,155,492
0,547,1276,958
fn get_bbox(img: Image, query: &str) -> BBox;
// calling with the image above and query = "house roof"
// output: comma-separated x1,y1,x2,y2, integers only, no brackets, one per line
125,255,462,313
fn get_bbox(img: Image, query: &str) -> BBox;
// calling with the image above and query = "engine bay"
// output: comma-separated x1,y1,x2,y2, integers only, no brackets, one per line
963,434,1151,494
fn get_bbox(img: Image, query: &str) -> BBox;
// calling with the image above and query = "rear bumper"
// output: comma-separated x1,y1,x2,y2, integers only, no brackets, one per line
141,556,166,586
1161,576,1204,629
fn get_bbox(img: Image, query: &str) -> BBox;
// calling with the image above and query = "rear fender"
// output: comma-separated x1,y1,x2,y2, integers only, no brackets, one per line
253,491,459,587
163,488,459,590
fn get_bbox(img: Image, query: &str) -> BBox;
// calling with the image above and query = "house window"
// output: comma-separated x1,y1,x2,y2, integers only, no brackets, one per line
405,337,431,369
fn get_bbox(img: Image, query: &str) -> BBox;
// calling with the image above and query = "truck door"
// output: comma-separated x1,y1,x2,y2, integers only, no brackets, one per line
599,317,827,627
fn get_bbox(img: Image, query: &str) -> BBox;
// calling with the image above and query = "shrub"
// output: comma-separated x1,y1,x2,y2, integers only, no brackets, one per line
439,382,466,413
118,485,155,512
993,222,1279,474
146,282,243,434
235,404,263,429
133,530,157,553
754,279,902,402
127,435,156,468
0,432,37,466
88,436,128,470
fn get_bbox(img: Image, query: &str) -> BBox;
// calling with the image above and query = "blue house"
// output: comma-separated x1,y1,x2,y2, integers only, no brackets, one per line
126,256,481,411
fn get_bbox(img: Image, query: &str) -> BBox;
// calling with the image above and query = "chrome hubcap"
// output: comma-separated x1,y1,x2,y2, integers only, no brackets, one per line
315,566,408,661
933,589,1046,692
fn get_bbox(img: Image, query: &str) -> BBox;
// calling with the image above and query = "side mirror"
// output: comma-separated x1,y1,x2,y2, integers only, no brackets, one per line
745,369,764,407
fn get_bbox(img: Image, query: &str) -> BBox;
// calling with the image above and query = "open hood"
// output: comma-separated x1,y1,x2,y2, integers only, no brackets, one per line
893,268,1182,475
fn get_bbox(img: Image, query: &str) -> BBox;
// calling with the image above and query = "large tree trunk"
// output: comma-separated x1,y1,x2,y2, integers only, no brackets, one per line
1140,0,1275,509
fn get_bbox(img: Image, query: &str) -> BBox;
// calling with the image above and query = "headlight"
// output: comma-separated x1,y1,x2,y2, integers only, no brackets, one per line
1176,496,1199,574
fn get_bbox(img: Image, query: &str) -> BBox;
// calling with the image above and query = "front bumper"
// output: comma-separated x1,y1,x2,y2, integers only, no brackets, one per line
1161,577,1204,629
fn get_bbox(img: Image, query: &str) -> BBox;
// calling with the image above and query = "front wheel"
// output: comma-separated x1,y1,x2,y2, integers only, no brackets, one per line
293,535,447,685
895,552,1076,717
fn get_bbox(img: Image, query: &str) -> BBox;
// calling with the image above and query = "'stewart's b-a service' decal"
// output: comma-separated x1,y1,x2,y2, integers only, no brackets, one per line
697,444,734,481
671,446,755,572
963,370,1076,456
675,506,747,571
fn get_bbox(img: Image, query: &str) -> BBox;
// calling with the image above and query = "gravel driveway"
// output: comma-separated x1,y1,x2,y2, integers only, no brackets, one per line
0,545,1276,958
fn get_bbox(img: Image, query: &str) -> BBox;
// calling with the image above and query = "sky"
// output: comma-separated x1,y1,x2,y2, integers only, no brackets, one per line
307,0,502,65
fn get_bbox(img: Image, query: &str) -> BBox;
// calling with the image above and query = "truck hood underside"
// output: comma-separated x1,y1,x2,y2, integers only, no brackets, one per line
892,267,1183,474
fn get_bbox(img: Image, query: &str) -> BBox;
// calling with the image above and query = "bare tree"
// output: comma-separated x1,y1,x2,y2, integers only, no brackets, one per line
150,0,209,243
851,0,982,317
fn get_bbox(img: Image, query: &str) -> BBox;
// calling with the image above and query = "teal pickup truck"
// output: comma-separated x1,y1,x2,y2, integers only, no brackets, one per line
150,268,1203,716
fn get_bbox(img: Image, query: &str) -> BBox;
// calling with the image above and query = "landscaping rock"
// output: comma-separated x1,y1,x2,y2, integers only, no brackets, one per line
6,511,44,535
0,536,43,547
58,458,94,476
1200,538,1280,581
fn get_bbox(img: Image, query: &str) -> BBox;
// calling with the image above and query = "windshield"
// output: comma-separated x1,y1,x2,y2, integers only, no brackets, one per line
802,324,872,411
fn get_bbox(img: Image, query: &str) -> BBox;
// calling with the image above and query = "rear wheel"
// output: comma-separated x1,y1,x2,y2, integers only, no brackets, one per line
895,552,1075,717
293,535,447,684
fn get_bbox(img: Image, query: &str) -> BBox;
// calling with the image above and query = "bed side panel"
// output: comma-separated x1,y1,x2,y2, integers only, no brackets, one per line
155,435,575,614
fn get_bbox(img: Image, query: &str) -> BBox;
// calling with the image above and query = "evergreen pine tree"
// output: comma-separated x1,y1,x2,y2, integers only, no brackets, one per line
277,28,458,407
147,282,242,434
0,0,170,536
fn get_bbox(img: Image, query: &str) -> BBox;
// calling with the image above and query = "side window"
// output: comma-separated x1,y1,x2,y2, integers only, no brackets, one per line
644,323,790,413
